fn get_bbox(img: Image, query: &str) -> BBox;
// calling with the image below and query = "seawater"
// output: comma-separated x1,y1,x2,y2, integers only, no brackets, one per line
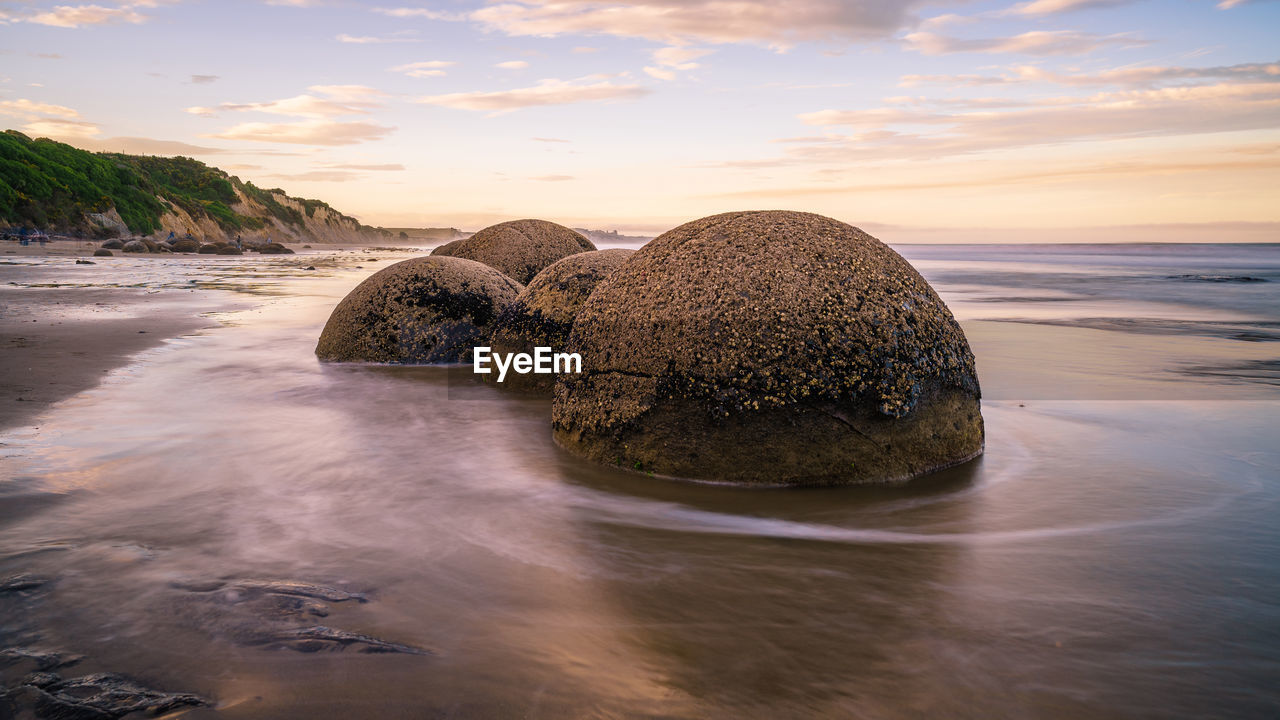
1,244,1278,718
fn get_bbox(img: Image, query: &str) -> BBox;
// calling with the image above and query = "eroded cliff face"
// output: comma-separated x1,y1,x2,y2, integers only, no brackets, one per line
147,186,387,244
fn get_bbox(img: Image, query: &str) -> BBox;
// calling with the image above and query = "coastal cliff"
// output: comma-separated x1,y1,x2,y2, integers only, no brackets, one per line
0,130,388,244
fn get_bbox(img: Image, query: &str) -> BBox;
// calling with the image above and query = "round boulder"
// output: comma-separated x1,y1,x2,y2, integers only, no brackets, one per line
197,244,219,254
216,245,243,255
553,210,983,486
432,219,595,284
100,239,125,250
486,249,634,391
316,255,523,364
122,240,148,253
93,248,113,257
171,239,201,253
258,244,294,255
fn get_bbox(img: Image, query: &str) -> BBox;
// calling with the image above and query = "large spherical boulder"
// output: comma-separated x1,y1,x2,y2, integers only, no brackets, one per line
93,248,113,257
171,239,200,253
100,239,124,250
122,240,148,253
486,249,634,391
216,245,243,255
432,219,595,284
316,255,523,364
553,211,983,486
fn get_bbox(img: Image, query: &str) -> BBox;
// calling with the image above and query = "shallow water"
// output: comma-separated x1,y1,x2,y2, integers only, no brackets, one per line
2,244,1279,718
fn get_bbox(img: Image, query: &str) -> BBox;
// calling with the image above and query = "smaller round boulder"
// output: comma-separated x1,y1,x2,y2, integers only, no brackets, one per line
100,239,125,250
93,249,113,257
432,219,595,284
197,244,219,254
316,255,523,364
122,240,148,253
486,249,634,391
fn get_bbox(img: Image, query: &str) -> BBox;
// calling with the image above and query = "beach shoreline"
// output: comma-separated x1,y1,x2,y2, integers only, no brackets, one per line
0,284,228,432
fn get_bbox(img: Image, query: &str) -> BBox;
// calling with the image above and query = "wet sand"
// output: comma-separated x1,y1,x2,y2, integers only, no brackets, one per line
0,286,224,431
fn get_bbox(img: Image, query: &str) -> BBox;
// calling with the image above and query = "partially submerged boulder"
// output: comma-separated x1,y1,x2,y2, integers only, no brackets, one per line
553,211,983,486
257,243,294,255
432,219,595,284
486,249,634,391
217,245,243,255
316,255,523,364
92,248,113,257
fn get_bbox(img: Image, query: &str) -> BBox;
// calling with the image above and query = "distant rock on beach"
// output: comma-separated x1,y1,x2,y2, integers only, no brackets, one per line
316,255,523,364
553,210,984,486
432,219,595,284
486,248,634,391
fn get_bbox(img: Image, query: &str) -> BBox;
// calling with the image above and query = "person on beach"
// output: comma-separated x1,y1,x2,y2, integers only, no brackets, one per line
167,230,176,242
235,235,242,250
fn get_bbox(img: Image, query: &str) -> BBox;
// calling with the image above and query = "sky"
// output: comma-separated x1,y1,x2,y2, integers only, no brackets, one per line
0,0,1278,241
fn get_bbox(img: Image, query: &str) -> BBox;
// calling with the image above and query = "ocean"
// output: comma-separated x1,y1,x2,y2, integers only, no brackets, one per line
1,242,1277,718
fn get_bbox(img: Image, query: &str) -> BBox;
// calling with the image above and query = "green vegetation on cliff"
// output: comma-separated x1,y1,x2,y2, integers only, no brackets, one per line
0,130,375,237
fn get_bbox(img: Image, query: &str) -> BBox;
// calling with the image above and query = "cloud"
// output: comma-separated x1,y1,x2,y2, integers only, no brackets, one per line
390,60,456,78
0,98,81,120
899,59,1280,88
532,136,570,142
373,7,460,20
709,157,1280,201
531,174,575,181
777,81,1280,163
337,33,418,43
496,60,530,69
905,30,1146,56
187,85,386,119
572,46,599,53
469,0,938,49
189,74,219,84
22,118,102,139
1005,0,1137,16
319,163,406,170
0,100,102,140
19,1,180,28
306,84,390,101
416,76,649,114
644,45,713,81
208,119,395,146
266,170,365,182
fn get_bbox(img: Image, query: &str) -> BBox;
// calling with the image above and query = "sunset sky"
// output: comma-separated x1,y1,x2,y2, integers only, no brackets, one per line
1,0,1277,240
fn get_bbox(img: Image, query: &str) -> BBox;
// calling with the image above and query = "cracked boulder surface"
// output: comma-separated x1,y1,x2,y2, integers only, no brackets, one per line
486,249,635,392
431,219,596,284
316,255,523,364
553,210,983,486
